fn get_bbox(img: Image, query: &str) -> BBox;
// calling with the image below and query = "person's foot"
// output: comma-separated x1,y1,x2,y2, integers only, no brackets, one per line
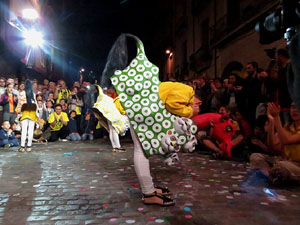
143,191,175,206
18,147,25,152
4,144,11,149
26,147,32,152
154,186,172,196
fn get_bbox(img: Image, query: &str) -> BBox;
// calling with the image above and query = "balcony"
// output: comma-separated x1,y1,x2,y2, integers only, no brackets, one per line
210,0,279,47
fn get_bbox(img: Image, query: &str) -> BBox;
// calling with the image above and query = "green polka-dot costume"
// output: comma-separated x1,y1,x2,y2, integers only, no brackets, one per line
111,36,197,157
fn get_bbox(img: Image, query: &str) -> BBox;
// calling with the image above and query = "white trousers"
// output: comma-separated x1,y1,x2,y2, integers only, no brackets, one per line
21,119,35,147
108,121,121,148
130,126,155,194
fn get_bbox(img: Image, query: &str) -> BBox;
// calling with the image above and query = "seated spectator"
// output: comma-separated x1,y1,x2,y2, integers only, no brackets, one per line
11,122,21,139
0,121,18,148
81,112,94,140
45,100,54,121
231,108,252,139
250,102,300,185
68,110,81,141
59,99,68,113
48,104,69,142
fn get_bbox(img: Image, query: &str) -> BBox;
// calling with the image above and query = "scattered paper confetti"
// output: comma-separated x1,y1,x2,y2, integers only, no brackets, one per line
260,202,269,206
155,219,165,223
103,203,109,207
184,207,191,212
64,152,73,156
126,220,135,224
185,215,193,219
109,218,117,222
148,217,155,221
226,196,234,199
179,193,185,197
80,187,86,190
184,185,192,188
13,193,20,196
137,207,144,211
291,194,298,198
33,184,40,188
21,181,28,184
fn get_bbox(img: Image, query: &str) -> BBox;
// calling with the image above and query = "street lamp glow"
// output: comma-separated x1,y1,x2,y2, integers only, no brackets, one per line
24,30,44,47
80,68,85,72
165,49,171,54
22,9,39,20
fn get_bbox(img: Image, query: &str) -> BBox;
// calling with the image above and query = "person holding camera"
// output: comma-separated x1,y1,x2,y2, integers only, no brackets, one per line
55,80,71,106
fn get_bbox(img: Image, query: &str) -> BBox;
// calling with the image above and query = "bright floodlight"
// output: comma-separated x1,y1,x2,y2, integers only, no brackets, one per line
22,9,39,20
24,30,44,47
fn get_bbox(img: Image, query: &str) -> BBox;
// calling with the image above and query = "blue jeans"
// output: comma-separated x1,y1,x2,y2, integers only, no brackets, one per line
0,138,19,147
82,133,93,141
69,133,81,141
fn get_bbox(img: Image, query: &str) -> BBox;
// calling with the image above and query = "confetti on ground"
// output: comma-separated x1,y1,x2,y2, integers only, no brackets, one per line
126,219,135,224
13,193,20,196
148,217,155,221
137,207,144,211
103,203,109,207
184,185,192,188
179,193,185,197
21,181,28,184
155,219,165,223
80,187,86,190
64,152,73,156
184,207,191,212
204,184,211,187
260,202,269,206
209,179,215,182
33,184,40,188
233,192,241,196
109,218,117,222
231,175,244,179
226,196,234,199
291,194,298,198
185,215,193,219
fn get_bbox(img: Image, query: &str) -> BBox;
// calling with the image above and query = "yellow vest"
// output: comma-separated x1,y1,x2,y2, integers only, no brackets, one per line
284,122,300,163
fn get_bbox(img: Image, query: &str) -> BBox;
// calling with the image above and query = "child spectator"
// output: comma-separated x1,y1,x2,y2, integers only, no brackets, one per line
11,122,21,139
81,112,94,140
68,110,81,141
231,108,252,139
45,100,54,121
0,121,19,148
59,99,68,113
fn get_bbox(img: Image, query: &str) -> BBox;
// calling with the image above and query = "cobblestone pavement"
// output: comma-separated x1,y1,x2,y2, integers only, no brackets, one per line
0,138,300,225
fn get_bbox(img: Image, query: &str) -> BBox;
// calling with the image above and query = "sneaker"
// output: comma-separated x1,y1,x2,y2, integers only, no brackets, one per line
26,147,32,152
4,144,11,148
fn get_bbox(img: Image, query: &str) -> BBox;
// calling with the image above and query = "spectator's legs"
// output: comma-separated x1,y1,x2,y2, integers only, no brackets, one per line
108,121,121,149
81,133,87,140
49,131,60,142
88,134,94,140
3,112,10,123
250,153,273,169
10,138,19,147
59,126,69,139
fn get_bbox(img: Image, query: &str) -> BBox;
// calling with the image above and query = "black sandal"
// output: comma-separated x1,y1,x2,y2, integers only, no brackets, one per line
143,191,175,206
154,186,171,196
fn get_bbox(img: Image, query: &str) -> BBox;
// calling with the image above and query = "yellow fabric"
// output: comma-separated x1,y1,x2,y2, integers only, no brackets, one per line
113,97,125,115
96,121,101,129
48,112,69,131
56,89,71,104
20,110,38,122
158,82,194,118
284,122,300,163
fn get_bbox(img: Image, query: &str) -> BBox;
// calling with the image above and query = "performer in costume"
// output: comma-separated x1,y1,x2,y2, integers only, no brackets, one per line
19,80,38,152
86,85,129,152
103,34,235,206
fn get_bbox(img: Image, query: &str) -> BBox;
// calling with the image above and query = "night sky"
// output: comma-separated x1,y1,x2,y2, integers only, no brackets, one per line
49,0,162,80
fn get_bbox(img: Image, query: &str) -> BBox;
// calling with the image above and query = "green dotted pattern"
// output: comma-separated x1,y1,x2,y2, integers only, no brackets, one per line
111,39,197,157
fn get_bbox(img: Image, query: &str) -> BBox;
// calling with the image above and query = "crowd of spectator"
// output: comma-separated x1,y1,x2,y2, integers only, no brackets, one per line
0,47,299,186
0,77,107,148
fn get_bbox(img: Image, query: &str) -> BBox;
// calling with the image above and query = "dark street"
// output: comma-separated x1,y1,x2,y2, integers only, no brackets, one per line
0,139,299,225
